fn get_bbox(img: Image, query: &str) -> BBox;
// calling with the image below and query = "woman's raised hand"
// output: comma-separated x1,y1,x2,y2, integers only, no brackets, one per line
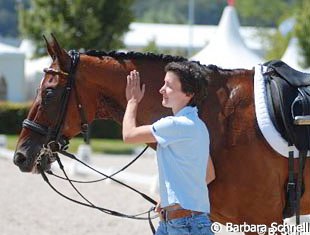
126,70,146,103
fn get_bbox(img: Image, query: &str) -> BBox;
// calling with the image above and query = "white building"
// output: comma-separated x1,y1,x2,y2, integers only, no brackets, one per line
124,22,270,58
24,56,52,99
0,42,25,102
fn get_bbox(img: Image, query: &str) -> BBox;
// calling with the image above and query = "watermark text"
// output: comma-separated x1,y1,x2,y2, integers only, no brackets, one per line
211,221,310,235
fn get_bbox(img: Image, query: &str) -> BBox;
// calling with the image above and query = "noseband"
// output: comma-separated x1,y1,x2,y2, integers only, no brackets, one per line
22,50,88,153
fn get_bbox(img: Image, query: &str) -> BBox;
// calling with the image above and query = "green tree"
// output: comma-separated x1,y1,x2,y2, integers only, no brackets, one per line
141,39,187,57
264,31,290,61
18,0,134,56
235,0,304,61
235,0,298,27
132,0,227,25
295,0,310,67
132,0,300,27
142,39,161,54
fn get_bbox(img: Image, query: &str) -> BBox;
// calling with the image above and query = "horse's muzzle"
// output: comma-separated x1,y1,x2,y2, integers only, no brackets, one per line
13,151,34,172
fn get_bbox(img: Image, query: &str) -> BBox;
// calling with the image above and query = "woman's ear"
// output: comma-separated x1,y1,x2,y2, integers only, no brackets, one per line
186,92,194,98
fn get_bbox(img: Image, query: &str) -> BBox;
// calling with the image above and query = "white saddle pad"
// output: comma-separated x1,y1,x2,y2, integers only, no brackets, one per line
254,65,309,158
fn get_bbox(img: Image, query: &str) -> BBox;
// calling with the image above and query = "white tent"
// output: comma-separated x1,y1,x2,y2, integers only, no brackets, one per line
0,42,26,102
124,22,272,57
191,5,263,69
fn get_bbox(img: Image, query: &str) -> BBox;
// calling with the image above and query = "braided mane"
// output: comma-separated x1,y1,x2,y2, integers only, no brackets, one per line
85,50,188,63
84,50,252,79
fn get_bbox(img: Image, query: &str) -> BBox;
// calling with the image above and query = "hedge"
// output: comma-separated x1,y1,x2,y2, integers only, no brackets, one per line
0,102,30,134
0,102,122,139
90,119,122,139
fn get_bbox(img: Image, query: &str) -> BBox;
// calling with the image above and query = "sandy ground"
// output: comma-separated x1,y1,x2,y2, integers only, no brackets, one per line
2,146,309,235
0,149,160,235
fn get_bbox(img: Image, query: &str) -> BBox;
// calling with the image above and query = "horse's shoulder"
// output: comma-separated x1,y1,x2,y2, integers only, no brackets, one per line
222,71,255,146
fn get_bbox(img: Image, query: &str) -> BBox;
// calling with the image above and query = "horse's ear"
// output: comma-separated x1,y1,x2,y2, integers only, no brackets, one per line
50,33,71,72
43,35,56,60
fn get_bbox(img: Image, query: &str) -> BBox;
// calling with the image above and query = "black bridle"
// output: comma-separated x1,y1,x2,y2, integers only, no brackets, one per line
21,50,157,234
23,50,87,151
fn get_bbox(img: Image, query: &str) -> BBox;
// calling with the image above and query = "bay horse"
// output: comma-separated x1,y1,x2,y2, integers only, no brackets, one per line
13,36,310,228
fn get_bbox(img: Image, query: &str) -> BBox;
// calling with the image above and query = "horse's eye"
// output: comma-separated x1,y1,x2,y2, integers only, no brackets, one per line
43,88,55,106
45,88,54,98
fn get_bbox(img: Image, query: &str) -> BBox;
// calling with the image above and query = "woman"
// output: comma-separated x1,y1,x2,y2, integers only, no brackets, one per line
123,61,215,235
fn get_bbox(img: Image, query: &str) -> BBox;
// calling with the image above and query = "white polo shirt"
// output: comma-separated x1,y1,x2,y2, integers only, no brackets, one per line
151,106,210,212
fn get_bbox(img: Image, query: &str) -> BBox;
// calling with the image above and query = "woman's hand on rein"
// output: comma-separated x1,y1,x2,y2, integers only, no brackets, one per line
126,70,145,103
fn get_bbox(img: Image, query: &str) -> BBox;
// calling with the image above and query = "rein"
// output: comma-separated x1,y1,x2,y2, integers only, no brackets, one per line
47,145,149,184
36,147,157,219
22,50,158,234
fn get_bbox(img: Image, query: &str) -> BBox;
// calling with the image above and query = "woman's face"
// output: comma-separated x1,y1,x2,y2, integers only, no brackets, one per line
159,71,193,114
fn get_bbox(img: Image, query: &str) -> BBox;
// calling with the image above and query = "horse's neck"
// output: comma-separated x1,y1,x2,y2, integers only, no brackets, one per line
203,68,255,150
77,55,126,123
79,55,169,125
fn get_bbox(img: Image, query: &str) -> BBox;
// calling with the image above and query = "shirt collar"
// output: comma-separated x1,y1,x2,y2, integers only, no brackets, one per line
175,106,198,117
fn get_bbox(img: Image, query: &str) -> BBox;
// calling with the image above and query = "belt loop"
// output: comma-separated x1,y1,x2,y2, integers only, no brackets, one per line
191,210,195,218
160,209,167,222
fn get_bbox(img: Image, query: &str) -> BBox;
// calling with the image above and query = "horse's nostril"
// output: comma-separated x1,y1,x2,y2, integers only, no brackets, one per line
13,152,27,167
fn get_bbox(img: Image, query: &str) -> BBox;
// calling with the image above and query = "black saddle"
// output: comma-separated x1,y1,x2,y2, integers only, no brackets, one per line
263,60,310,220
263,60,310,151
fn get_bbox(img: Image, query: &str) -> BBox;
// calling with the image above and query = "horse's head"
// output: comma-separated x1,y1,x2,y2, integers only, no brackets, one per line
14,35,90,173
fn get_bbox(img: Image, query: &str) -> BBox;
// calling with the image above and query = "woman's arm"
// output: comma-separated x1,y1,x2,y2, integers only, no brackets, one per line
206,156,216,185
122,70,157,144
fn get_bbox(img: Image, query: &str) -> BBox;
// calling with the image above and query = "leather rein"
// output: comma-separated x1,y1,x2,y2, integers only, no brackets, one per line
21,50,157,234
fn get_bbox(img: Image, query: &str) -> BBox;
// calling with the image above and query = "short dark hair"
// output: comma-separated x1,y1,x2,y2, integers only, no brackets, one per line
165,61,208,107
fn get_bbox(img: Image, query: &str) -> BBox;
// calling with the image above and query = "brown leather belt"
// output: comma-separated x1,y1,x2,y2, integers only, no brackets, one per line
160,208,203,221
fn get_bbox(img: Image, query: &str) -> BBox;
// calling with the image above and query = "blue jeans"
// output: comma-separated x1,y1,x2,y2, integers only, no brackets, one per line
155,213,214,235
